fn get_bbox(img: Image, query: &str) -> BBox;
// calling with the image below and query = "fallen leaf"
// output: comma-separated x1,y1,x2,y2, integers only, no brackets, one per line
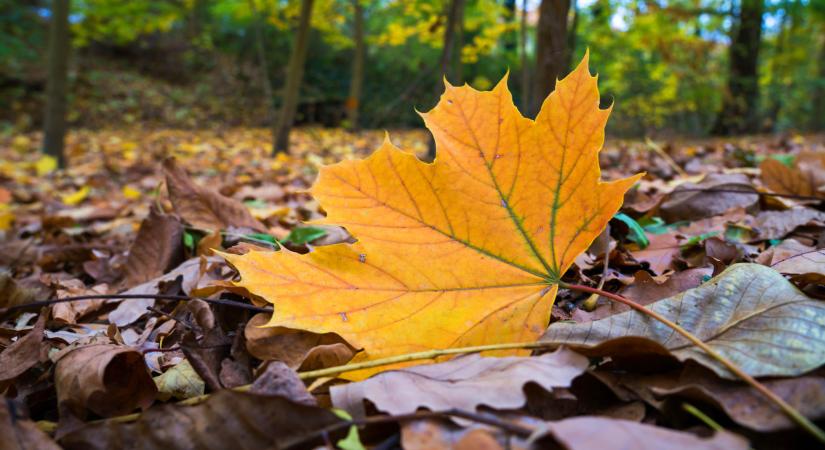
0,400,62,450
751,207,825,240
58,391,343,450
53,281,109,324
61,185,91,206
124,207,184,286
0,273,38,310
54,344,157,418
163,157,264,231
225,55,641,378
402,419,529,450
760,152,825,199
659,173,758,221
331,348,588,419
243,313,356,371
528,416,748,450
0,313,47,385
249,361,316,406
153,359,205,401
543,264,825,378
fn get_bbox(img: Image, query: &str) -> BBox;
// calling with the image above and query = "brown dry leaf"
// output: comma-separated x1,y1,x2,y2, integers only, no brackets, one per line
0,400,62,450
751,207,825,240
766,240,824,277
124,207,184,286
402,419,530,450
528,416,748,450
54,344,157,418
629,232,681,275
760,152,825,199
53,281,109,324
163,157,264,231
543,264,825,378
659,173,758,221
244,313,356,371
0,273,38,311
58,390,343,450
0,313,47,385
249,361,316,406
331,348,588,419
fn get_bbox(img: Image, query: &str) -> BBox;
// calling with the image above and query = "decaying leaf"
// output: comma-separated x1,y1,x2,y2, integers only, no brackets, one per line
153,359,205,401
542,264,825,378
124,207,184,286
331,348,588,418
0,313,47,386
402,419,534,450
760,152,825,199
163,157,265,232
58,391,344,450
751,207,825,240
528,416,748,450
54,344,157,418
0,400,62,450
659,173,758,222
225,55,641,378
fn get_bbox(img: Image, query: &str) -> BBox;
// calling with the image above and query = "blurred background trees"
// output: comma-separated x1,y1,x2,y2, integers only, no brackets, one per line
2,0,824,158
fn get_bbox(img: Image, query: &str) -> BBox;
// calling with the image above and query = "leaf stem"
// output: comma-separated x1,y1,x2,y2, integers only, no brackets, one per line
560,282,825,444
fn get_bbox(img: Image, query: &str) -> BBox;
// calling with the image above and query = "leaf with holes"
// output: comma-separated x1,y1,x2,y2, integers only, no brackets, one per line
224,54,642,379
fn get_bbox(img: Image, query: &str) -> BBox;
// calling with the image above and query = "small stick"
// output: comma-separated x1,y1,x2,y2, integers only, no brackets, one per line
2,294,272,315
645,138,688,177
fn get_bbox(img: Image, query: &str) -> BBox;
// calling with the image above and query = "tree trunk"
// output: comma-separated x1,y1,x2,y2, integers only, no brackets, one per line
272,0,314,154
813,34,825,131
426,0,466,161
711,0,764,135
532,0,571,116
565,2,578,73
765,0,791,131
520,0,529,112
43,0,71,168
346,0,365,131
248,0,275,122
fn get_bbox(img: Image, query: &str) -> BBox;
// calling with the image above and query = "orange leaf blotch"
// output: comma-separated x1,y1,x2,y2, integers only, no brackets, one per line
226,54,642,379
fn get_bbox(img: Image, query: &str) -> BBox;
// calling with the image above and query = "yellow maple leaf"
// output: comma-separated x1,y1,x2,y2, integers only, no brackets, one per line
225,54,642,379
61,185,91,206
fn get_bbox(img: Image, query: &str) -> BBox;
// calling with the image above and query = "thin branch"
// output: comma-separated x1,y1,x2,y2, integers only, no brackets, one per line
561,282,825,444
2,294,272,315
667,188,822,202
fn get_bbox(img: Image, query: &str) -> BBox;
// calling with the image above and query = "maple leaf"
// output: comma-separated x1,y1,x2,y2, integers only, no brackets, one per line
224,54,642,379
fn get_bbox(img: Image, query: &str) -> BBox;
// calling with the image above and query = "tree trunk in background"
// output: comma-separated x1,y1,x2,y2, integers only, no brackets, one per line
565,2,578,74
711,0,764,135
452,0,466,83
532,0,571,116
814,36,825,131
520,0,530,112
273,0,314,154
426,0,466,161
43,0,71,168
249,0,275,122
346,0,365,131
765,0,793,131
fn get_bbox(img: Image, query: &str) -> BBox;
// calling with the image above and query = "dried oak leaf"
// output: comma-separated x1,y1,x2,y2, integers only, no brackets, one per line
124,206,184,287
760,152,825,199
542,263,825,379
54,344,157,418
331,348,588,419
225,55,641,379
0,400,61,450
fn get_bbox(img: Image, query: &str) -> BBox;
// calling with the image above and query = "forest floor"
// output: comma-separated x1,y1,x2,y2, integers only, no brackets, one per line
1,127,824,449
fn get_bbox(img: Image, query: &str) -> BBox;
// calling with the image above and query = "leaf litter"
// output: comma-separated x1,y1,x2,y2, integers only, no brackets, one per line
1,60,825,448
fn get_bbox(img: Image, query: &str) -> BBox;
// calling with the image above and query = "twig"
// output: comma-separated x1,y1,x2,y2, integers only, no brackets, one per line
668,187,822,202
280,408,535,449
682,402,724,432
2,294,272,315
561,282,825,444
582,226,610,311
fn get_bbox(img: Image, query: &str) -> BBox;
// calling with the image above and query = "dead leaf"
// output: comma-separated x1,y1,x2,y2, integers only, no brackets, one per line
528,416,748,450
331,348,588,419
153,359,205,401
760,152,825,199
58,391,343,450
629,232,681,275
54,344,157,418
53,281,108,324
249,361,316,406
0,273,37,311
0,313,47,385
752,207,825,240
124,207,184,286
225,55,641,379
659,173,758,221
243,313,356,371
0,400,62,450
543,264,825,378
163,157,264,231
402,419,530,450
